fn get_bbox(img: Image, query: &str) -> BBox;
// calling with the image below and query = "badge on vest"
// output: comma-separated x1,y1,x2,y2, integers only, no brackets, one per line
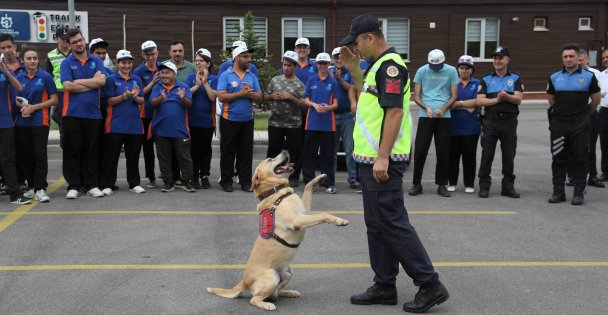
259,208,275,239
507,79,513,87
386,65,399,77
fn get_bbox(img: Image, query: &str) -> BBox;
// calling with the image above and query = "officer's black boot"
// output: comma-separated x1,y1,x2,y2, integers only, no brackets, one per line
548,192,566,203
478,186,489,198
350,283,397,305
501,187,520,198
403,280,449,313
408,184,423,196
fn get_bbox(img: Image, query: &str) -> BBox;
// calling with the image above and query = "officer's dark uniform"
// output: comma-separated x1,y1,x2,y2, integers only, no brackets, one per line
547,67,600,199
478,70,523,195
358,48,438,287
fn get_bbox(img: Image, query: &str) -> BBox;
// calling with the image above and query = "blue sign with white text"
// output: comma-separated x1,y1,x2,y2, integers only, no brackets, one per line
0,11,31,41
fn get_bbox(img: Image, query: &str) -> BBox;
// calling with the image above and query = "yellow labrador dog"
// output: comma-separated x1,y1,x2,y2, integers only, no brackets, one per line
207,152,349,311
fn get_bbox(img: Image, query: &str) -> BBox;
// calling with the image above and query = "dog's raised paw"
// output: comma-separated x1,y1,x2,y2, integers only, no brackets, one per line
307,174,327,188
335,218,349,226
278,289,301,298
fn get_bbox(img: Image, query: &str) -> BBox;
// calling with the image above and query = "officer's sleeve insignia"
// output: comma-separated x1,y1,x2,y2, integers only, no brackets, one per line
385,78,401,94
386,65,399,77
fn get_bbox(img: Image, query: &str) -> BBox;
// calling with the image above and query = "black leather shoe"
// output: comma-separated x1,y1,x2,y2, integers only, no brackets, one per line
587,177,605,188
571,195,584,206
437,185,451,197
478,188,489,198
565,177,575,187
222,184,233,192
548,193,566,203
408,185,423,196
241,183,252,192
598,173,608,182
350,283,397,305
501,189,520,198
403,280,449,313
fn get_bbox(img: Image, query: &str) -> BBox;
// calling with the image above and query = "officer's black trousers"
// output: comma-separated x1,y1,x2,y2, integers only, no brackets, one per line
62,117,101,191
478,117,517,190
359,162,438,287
588,108,608,177
550,116,589,195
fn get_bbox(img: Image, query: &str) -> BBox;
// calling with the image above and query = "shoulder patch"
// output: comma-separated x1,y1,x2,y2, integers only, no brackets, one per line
386,65,399,77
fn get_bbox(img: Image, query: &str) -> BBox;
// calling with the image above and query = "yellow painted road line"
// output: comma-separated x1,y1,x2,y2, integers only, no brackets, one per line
1,261,607,271
46,178,437,184
0,210,517,216
0,177,65,233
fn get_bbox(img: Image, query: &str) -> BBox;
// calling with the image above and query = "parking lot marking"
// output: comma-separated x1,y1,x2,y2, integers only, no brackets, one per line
1,261,607,271
0,177,65,233
0,210,517,216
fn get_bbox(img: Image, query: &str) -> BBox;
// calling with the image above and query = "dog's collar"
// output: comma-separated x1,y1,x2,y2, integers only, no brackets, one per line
257,184,288,201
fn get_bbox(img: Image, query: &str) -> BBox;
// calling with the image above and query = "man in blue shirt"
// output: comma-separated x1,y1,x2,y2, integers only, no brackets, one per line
547,43,601,205
409,49,458,197
218,41,259,77
330,47,358,190
302,52,339,193
477,46,523,199
150,61,195,193
217,46,262,192
60,29,107,199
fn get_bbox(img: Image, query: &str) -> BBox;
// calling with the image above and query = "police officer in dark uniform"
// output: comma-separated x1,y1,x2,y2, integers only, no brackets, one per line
477,46,523,198
547,43,601,205
339,14,448,313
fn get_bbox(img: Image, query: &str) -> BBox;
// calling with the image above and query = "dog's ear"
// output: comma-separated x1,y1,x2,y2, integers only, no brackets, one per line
251,172,260,192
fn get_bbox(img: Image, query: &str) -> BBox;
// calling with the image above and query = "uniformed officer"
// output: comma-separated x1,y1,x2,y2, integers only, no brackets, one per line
477,46,523,198
45,27,70,148
339,14,448,313
547,43,601,205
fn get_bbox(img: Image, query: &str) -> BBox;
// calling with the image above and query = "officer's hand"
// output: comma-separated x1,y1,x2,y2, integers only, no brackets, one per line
340,46,360,73
373,157,390,183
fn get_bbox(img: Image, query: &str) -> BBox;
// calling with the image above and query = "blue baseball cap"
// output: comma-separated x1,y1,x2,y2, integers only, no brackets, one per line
339,14,381,46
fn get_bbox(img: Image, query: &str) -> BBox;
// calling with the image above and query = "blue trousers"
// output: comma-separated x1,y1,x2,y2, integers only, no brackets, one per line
333,112,357,183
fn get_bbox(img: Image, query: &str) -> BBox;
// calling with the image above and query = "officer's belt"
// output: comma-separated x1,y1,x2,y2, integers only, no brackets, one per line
483,112,517,120
552,112,588,123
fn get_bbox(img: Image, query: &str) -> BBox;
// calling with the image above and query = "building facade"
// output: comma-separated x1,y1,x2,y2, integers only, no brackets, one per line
3,0,608,91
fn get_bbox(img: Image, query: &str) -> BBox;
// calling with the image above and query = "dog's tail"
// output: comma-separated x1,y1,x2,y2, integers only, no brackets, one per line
207,281,244,299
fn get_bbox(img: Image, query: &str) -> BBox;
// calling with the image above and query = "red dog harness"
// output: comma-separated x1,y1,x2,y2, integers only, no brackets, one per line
258,191,299,248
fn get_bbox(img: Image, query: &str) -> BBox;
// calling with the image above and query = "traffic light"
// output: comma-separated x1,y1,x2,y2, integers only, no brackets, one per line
33,12,47,41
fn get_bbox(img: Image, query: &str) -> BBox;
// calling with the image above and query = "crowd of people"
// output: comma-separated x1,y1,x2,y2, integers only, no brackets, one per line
0,26,607,207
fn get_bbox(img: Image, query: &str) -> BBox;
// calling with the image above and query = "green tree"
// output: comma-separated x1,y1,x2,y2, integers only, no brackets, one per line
221,11,278,111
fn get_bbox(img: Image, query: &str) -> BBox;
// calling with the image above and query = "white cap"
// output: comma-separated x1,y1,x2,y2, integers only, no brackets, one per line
141,40,157,51
295,38,310,47
116,49,133,61
428,49,445,64
196,48,212,60
331,47,341,56
457,55,474,68
158,61,177,74
283,50,298,63
315,52,331,63
89,38,108,50
232,45,255,59
232,40,246,48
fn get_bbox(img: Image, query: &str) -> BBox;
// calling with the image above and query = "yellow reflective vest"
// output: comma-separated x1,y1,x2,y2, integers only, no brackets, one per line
47,48,68,91
352,52,411,164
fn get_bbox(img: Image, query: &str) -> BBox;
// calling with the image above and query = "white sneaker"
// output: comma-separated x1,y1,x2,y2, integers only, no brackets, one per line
66,189,79,199
101,188,113,196
23,188,35,199
465,187,475,194
130,186,146,193
234,175,240,184
35,189,50,202
87,187,105,198
447,185,456,192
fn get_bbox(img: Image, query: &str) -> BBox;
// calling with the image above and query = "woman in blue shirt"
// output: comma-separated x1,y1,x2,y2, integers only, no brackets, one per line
15,46,58,202
448,55,480,194
187,48,218,189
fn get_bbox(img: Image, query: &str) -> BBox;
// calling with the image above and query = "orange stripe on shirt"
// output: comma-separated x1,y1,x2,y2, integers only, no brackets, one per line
330,94,336,131
305,107,311,130
223,102,229,119
62,91,69,116
105,106,113,134
42,88,49,127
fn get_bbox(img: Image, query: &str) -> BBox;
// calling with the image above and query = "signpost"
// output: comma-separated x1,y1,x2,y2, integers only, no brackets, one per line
0,8,89,43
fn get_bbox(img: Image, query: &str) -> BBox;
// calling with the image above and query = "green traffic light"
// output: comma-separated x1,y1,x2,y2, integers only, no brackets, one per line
40,33,46,39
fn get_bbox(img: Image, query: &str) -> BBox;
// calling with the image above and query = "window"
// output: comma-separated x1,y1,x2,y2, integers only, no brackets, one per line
465,18,499,60
282,17,325,57
578,17,593,31
533,17,548,31
379,18,410,60
223,16,268,50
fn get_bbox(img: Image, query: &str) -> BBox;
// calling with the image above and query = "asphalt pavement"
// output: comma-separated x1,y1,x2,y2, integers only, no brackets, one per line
1,104,607,314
